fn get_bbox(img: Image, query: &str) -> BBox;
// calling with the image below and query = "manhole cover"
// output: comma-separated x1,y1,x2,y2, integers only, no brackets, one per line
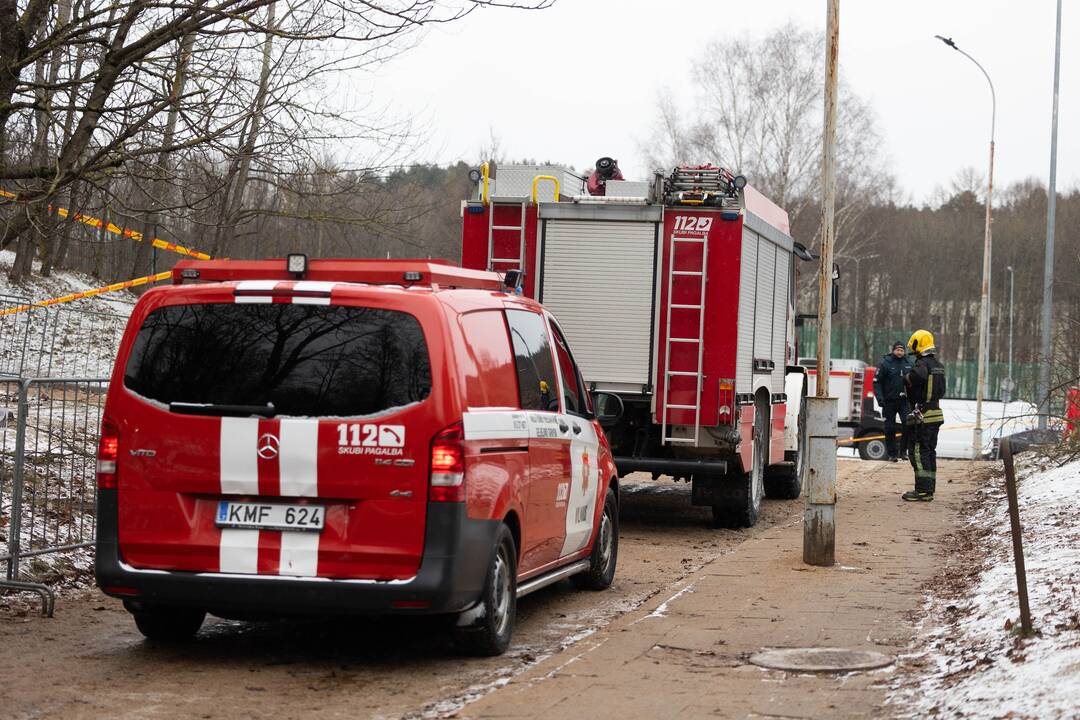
749,648,893,673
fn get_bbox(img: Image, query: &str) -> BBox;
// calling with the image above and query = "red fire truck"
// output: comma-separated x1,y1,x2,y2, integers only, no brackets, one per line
460,159,813,527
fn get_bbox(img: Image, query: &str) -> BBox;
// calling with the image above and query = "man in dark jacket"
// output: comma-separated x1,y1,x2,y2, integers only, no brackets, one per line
902,329,946,501
873,341,913,461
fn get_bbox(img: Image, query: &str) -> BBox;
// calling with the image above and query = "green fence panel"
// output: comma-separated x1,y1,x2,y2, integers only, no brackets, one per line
796,325,1040,402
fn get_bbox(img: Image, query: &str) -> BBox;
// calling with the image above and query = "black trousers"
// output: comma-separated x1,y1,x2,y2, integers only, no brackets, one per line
882,398,910,458
909,421,941,494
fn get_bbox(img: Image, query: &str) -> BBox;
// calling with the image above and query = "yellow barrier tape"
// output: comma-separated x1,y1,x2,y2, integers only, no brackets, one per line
838,421,983,445
0,189,211,260
0,271,173,316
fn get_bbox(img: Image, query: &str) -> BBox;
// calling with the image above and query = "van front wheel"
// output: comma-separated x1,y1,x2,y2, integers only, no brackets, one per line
453,525,517,656
571,487,618,591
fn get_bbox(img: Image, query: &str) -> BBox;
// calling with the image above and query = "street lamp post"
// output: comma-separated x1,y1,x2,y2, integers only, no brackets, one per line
1038,0,1063,429
935,35,995,458
1006,265,1014,403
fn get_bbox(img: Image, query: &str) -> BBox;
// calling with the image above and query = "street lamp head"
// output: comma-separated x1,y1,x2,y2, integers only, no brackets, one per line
934,34,958,50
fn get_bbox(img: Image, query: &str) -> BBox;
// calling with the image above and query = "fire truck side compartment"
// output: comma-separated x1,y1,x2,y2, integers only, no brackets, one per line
537,202,663,394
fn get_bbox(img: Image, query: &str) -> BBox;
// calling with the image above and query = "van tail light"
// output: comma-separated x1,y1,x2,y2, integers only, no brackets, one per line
718,380,736,426
430,421,465,502
97,417,119,489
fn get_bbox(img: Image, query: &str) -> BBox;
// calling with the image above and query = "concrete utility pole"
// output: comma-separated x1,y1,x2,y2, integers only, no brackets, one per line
934,35,995,458
1038,0,1062,430
804,0,839,567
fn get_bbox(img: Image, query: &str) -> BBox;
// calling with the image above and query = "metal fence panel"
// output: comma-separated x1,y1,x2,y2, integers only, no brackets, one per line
1,378,108,615
0,295,39,378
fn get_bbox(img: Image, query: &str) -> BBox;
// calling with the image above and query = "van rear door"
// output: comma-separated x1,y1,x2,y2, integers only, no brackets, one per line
114,297,438,580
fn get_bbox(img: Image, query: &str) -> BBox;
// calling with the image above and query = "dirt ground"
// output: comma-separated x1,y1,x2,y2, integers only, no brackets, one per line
1,471,807,720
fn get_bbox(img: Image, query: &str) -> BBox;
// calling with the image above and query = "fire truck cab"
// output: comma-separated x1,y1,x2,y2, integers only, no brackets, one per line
461,160,810,527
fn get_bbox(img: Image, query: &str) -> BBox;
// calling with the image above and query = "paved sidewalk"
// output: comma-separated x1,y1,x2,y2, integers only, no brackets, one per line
462,459,977,719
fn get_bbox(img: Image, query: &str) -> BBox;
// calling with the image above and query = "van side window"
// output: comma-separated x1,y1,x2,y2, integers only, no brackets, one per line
505,309,559,412
458,310,518,408
549,321,589,416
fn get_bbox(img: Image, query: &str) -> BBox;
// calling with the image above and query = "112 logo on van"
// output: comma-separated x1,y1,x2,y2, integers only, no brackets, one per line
336,423,406,456
671,215,713,235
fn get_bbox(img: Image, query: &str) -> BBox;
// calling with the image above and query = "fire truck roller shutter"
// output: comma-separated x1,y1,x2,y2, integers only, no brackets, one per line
736,229,758,395
540,219,659,391
753,237,777,395
771,249,790,390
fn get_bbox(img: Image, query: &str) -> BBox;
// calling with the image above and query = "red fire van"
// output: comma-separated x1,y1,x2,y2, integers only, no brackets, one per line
95,257,619,655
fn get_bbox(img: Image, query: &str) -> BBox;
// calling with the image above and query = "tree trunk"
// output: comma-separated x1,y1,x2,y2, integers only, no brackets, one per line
213,1,276,258
132,32,195,279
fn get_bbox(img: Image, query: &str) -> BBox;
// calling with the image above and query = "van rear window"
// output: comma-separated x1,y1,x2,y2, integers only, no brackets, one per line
124,303,431,417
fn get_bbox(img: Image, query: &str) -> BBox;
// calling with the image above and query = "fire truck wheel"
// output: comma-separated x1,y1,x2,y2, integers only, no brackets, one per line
571,487,619,591
764,462,801,499
453,525,517,657
712,401,767,528
128,604,206,642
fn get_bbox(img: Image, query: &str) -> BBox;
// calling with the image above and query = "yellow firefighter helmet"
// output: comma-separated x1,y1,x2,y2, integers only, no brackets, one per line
907,329,936,355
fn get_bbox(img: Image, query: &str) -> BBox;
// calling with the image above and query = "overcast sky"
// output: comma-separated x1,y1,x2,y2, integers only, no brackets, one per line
362,1,1076,205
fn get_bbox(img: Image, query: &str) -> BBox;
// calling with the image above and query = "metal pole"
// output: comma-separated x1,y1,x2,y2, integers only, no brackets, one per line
935,36,995,457
817,5,839,399
1007,265,1014,401
804,0,839,567
999,438,1033,635
1038,0,1062,431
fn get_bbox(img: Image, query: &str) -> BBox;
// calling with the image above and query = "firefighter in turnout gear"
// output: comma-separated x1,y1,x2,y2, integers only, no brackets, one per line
902,329,945,501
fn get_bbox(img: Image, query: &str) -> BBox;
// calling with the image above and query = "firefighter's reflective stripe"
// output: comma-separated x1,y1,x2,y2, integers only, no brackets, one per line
561,417,600,557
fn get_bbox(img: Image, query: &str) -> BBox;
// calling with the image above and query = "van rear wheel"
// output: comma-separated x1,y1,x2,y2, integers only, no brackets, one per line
571,487,618,591
453,525,517,656
128,604,205,642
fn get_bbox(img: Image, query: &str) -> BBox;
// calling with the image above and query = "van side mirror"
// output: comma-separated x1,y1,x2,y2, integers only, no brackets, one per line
591,391,624,429
832,263,840,315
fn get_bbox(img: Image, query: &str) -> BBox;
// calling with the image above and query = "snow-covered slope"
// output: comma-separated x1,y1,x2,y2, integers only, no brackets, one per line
0,251,134,378
894,456,1080,717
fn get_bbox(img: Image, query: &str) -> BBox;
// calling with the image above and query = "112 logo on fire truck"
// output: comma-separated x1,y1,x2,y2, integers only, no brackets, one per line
671,215,714,235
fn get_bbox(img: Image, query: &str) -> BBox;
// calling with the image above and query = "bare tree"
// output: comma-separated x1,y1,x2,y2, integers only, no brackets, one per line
642,22,892,261
0,0,554,281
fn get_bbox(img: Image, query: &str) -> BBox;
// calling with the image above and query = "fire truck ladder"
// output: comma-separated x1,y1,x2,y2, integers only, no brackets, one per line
661,235,708,446
486,199,527,272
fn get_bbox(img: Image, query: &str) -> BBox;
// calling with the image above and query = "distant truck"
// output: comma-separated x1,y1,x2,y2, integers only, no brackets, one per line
851,397,1041,461
800,357,873,428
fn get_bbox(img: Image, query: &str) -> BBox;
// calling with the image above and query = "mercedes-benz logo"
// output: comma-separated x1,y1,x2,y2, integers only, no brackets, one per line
257,433,280,460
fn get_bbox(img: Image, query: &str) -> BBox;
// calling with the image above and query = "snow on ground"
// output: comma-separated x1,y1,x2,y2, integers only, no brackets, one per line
892,454,1080,718
0,249,133,379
